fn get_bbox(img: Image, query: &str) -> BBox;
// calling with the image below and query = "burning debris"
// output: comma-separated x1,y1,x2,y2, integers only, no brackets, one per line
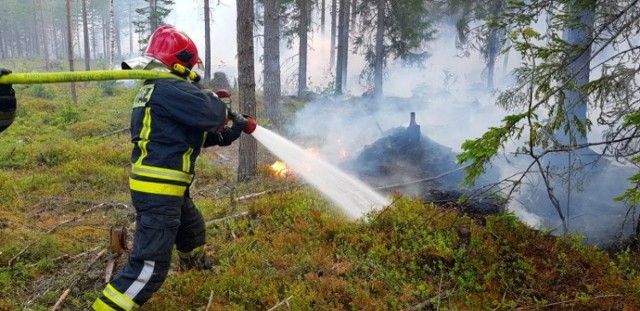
344,112,502,215
346,112,463,190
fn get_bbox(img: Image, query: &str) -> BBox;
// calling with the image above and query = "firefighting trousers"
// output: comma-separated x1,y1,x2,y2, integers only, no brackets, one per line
92,191,206,310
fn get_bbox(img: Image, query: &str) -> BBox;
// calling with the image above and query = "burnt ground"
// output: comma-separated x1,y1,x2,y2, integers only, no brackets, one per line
342,113,504,216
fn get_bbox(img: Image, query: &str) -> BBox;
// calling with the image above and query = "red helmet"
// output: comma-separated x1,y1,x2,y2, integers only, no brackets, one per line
144,25,201,70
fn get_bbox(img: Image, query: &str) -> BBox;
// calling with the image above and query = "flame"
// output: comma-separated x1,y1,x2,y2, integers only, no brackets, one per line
270,161,289,177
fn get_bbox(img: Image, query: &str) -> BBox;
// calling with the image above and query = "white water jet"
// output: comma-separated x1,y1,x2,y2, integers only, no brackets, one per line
252,126,390,219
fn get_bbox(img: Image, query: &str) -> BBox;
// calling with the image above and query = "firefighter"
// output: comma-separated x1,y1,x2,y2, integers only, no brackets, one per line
0,68,16,133
92,25,256,310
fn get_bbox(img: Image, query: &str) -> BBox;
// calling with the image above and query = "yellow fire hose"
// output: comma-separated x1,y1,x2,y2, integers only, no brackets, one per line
0,69,183,84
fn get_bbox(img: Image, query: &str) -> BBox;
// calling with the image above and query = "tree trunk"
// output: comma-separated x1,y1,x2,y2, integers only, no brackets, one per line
350,0,358,32
264,0,282,130
115,7,122,59
129,1,134,55
82,0,91,70
335,0,350,94
330,0,337,69
149,0,158,32
66,0,77,104
557,3,594,147
486,0,504,90
236,0,258,182
297,0,309,97
204,0,212,83
38,0,50,68
320,0,326,35
373,0,384,99
110,0,115,68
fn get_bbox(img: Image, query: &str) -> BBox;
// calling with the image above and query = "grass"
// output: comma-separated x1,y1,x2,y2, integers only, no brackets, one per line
0,65,639,310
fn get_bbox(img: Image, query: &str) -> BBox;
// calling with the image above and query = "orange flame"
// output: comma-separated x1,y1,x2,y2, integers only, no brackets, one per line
270,161,289,177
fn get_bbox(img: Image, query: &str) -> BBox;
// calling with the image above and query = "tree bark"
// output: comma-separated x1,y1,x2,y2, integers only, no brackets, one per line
486,0,505,90
373,0,385,99
557,4,593,147
320,0,326,35
110,0,116,68
264,0,282,130
297,0,309,97
350,0,358,32
38,0,50,68
236,0,258,182
335,0,350,94
204,0,212,83
149,0,159,32
128,1,134,55
82,0,91,70
330,0,337,69
66,0,77,104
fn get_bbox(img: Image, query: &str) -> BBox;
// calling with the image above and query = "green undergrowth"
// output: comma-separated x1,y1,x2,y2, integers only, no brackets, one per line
0,72,639,310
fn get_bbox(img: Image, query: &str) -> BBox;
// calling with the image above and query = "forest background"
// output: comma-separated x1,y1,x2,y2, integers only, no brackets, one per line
1,0,640,309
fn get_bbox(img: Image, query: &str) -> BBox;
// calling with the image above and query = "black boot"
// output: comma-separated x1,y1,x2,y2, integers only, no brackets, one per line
177,245,214,271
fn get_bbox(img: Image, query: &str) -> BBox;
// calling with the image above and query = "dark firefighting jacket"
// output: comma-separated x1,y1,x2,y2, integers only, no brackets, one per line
129,78,242,197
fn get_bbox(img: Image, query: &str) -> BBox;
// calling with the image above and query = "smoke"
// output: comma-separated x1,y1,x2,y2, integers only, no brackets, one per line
284,23,638,247
168,3,638,246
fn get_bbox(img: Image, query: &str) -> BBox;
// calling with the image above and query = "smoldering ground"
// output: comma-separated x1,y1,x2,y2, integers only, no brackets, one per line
284,26,638,248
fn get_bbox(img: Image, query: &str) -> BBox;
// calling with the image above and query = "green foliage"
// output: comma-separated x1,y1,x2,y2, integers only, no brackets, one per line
24,84,56,99
456,0,640,232
98,81,118,97
457,113,527,185
133,0,175,50
54,104,81,126
353,0,436,85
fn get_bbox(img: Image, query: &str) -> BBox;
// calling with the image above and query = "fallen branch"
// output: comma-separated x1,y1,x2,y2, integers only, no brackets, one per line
513,294,624,310
206,290,214,310
104,254,120,283
205,211,249,226
100,127,130,138
401,283,458,311
375,166,468,191
51,248,108,311
27,246,101,267
8,202,126,267
267,296,293,311
236,189,279,201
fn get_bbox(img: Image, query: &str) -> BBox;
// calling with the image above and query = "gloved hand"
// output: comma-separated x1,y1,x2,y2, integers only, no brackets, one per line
0,68,17,133
230,112,257,134
0,68,14,95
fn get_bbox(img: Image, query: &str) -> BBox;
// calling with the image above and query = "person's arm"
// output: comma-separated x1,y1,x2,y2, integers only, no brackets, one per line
0,68,16,133
151,79,228,132
204,125,244,147
203,112,257,147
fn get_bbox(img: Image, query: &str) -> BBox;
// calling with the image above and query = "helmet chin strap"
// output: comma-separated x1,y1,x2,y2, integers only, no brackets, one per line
172,63,201,83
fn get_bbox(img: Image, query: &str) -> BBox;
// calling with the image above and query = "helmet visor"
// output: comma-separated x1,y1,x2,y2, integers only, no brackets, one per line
193,57,204,70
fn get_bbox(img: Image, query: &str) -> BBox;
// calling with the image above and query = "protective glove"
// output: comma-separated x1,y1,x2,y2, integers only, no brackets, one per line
0,68,14,96
230,112,257,134
0,68,17,133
